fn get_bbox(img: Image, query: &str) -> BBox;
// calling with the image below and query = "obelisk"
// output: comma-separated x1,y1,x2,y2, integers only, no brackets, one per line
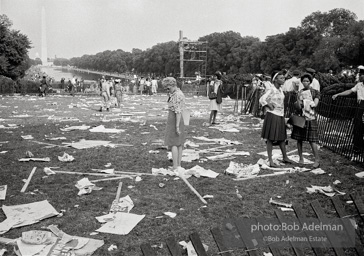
41,6,47,65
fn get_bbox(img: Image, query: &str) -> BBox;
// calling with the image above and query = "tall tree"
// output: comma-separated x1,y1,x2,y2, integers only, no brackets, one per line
0,15,32,79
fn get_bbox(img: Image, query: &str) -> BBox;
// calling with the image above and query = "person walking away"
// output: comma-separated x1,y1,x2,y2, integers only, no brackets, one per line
70,76,76,96
145,78,152,95
291,73,320,168
259,71,294,167
209,72,223,125
162,77,186,171
39,76,48,97
114,79,123,108
100,78,111,112
151,77,158,95
332,74,364,154
139,77,145,95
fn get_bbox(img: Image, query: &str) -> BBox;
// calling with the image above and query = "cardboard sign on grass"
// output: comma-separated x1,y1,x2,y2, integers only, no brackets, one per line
0,200,59,235
96,212,145,235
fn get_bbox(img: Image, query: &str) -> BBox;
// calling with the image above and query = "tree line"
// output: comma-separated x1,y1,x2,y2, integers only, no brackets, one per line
1,8,363,81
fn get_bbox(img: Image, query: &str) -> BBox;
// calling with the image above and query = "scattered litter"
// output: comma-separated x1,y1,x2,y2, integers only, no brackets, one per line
346,201,353,204
0,151,7,154
179,241,208,256
333,180,341,185
45,225,104,256
163,212,177,218
184,140,199,148
193,136,242,145
75,178,102,196
355,171,364,178
206,151,249,160
58,152,75,162
19,157,50,162
89,125,125,133
181,149,200,162
20,167,37,193
235,188,243,199
263,252,273,256
127,185,134,189
187,165,219,178
43,167,56,175
225,162,259,178
0,185,7,200
135,176,142,182
92,168,114,174
47,137,66,140
63,139,111,149
150,124,158,130
310,168,325,175
60,125,90,131
25,151,34,158
149,150,159,154
0,200,59,235
203,195,214,199
152,168,175,176
96,212,145,235
269,198,292,208
21,135,34,140
279,207,294,212
110,195,134,213
108,244,117,251
159,183,165,188
306,185,336,197
89,232,99,236
105,163,112,167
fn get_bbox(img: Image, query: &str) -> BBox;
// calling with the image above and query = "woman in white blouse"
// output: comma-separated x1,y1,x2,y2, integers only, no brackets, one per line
259,71,293,167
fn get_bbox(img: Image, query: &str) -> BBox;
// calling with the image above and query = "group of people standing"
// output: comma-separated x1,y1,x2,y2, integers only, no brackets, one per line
133,76,159,95
259,65,364,168
99,76,126,111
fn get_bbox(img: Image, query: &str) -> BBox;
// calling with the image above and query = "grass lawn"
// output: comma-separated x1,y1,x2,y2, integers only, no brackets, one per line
0,93,363,256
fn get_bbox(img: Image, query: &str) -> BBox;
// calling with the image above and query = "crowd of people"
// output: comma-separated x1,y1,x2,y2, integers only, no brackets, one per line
25,65,364,171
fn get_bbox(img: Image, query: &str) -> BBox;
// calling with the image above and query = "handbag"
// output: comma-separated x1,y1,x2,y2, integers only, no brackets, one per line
288,114,306,128
209,91,217,100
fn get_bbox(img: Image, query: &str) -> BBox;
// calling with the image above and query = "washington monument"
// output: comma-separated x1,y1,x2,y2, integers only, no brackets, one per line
41,5,47,65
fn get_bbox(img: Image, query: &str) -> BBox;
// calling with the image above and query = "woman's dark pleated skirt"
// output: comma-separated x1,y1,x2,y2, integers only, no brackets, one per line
261,112,287,142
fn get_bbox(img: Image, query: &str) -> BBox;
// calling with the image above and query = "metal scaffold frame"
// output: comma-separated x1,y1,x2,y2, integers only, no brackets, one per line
178,31,208,95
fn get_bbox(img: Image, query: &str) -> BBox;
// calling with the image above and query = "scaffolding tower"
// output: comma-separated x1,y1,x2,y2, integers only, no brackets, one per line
178,31,207,94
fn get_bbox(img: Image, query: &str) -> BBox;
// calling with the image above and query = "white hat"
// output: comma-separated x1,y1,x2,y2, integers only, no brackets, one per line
358,65,364,70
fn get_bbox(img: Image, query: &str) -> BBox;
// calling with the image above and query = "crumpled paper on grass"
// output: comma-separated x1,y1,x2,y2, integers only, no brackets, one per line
152,166,219,179
75,178,102,196
110,195,134,213
311,168,325,175
0,200,59,235
225,161,260,178
355,171,364,178
58,152,74,162
306,185,336,197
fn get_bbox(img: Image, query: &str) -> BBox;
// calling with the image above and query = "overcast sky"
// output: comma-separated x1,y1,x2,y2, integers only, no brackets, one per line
1,0,364,59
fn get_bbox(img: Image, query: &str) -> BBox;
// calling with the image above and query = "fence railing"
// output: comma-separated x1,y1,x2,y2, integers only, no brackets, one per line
244,90,364,162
